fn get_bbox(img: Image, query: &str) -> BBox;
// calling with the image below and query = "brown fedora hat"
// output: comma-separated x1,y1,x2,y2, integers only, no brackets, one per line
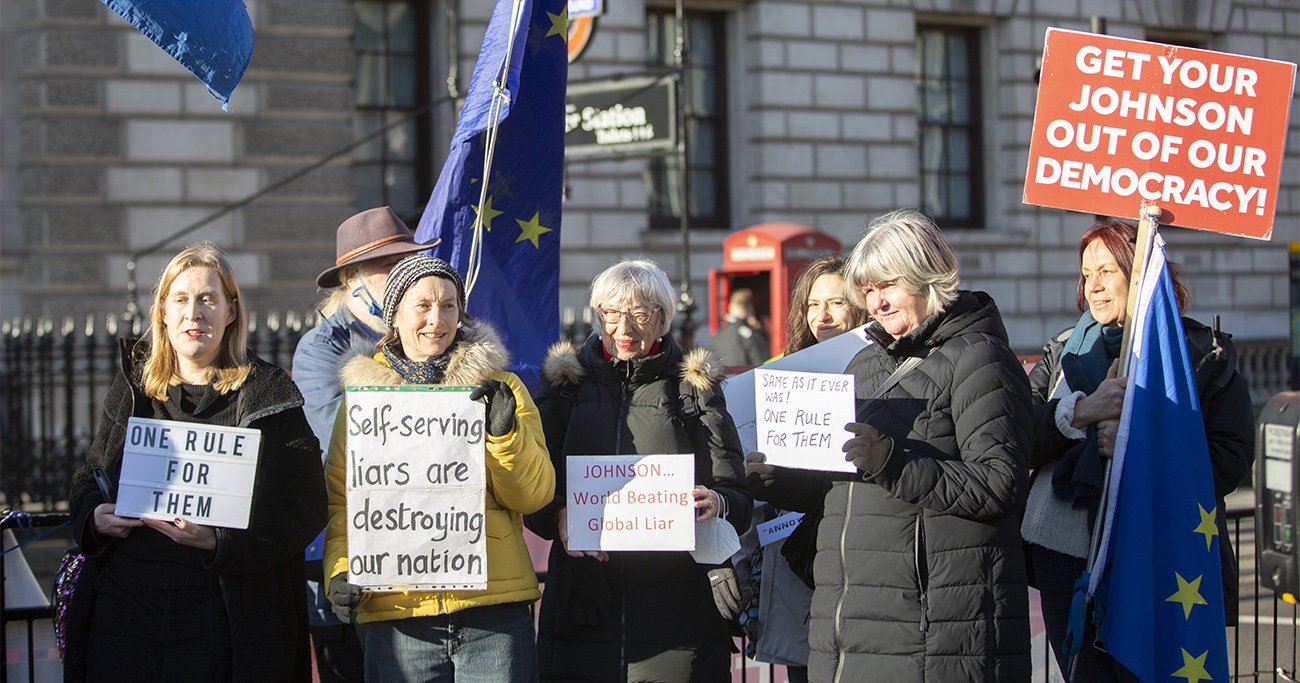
316,207,441,288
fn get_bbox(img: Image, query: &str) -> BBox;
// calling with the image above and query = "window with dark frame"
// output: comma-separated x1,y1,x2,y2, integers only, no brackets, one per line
915,25,983,229
353,0,432,224
645,9,730,230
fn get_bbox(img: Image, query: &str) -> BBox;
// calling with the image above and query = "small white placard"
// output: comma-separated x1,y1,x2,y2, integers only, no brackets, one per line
756,511,804,547
116,417,262,529
754,368,856,472
344,386,487,591
723,324,872,455
566,454,695,551
1265,424,1293,461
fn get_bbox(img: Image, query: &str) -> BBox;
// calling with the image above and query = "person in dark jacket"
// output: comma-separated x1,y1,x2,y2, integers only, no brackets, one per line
748,209,1034,682
711,288,771,368
1023,219,1255,681
729,255,869,683
525,259,753,683
291,206,437,681
66,242,327,682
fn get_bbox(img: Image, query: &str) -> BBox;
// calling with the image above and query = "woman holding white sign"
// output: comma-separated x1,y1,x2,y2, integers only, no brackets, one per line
65,242,328,682
322,254,555,682
731,255,868,683
1024,219,1254,680
749,210,1035,682
526,259,751,683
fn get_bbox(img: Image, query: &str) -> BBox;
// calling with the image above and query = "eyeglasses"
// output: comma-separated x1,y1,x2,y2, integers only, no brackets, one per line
597,306,659,326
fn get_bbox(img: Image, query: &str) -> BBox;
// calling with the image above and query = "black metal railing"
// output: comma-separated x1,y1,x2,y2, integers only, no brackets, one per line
3,508,1297,682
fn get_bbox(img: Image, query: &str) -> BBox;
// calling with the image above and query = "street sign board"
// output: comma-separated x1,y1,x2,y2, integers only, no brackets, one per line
565,75,676,158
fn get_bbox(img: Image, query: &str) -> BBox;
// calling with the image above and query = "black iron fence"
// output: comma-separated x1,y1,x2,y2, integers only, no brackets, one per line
0,309,598,510
3,508,1297,682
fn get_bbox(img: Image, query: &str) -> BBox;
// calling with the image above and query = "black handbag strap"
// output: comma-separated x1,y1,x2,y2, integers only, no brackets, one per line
866,352,926,400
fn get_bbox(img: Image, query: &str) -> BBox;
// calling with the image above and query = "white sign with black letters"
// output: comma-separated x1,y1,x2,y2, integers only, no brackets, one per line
116,417,262,529
344,386,487,591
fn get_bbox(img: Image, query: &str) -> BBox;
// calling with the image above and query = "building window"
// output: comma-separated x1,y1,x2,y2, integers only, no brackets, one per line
353,0,431,222
646,9,729,230
915,25,983,229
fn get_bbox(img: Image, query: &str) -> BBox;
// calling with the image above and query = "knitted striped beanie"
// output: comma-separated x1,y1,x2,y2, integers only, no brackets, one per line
381,255,466,329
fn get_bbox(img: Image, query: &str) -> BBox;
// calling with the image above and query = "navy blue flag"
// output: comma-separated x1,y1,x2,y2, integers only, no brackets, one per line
1087,236,1229,682
415,0,567,391
101,0,253,109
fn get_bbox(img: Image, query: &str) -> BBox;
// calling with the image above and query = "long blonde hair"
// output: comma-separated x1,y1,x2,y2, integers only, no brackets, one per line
139,242,250,400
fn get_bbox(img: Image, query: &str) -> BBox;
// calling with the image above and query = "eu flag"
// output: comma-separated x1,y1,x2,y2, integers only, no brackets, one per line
1088,236,1228,682
415,0,568,391
101,0,253,109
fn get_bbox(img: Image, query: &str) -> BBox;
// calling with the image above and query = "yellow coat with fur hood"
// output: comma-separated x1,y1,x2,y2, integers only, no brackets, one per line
323,320,554,623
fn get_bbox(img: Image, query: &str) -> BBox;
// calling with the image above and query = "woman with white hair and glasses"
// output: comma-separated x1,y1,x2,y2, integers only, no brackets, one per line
747,210,1034,682
525,259,752,682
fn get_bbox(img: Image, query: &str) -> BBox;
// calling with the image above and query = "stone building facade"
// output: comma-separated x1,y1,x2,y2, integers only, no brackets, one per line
1,0,1297,354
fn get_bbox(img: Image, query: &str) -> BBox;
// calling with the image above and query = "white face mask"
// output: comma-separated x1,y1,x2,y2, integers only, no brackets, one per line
351,270,384,318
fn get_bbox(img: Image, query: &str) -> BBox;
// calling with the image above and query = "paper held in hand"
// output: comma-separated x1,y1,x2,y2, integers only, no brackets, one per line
566,454,695,551
344,386,487,591
116,417,262,529
754,368,856,473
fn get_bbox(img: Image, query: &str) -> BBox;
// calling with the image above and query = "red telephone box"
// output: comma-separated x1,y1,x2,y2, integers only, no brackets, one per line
708,223,841,358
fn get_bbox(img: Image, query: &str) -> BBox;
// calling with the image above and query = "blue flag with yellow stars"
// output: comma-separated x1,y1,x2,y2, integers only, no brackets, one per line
101,0,253,109
1088,235,1228,683
415,0,567,391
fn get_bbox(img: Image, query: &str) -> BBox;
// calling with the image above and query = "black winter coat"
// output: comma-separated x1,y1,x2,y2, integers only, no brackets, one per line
66,341,327,682
810,291,1033,683
1027,316,1255,622
525,335,752,683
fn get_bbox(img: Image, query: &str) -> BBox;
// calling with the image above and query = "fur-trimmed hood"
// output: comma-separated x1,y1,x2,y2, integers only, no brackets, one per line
541,335,725,393
339,319,509,387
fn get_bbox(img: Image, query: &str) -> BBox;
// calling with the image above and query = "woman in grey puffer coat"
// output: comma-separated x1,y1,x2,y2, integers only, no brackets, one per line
748,210,1034,682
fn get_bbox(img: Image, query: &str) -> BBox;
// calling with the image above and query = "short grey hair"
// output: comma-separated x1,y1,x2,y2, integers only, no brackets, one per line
589,259,676,337
845,209,960,317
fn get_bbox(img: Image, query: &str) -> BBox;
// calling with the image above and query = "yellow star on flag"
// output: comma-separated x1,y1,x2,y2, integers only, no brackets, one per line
1171,648,1212,683
472,195,503,232
546,8,569,42
1193,503,1218,551
1165,572,1208,619
515,212,553,248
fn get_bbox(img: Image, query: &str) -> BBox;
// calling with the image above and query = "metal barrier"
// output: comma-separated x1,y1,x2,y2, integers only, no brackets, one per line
3,508,1296,682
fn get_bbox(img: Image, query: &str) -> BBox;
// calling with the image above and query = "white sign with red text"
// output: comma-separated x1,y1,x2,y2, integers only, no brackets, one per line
566,453,694,551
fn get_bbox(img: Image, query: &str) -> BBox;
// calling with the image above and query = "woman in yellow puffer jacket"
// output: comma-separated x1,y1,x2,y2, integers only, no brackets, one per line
323,255,554,681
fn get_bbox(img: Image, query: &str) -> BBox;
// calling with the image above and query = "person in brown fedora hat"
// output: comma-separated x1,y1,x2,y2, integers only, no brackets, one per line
290,206,438,682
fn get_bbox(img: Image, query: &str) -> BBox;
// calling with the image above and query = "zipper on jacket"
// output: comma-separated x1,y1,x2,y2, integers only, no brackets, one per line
617,372,631,681
915,512,930,633
831,484,854,683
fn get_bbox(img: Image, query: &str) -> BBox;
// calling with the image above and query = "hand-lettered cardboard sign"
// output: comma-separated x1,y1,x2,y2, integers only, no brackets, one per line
116,417,262,529
754,368,856,473
1025,28,1296,240
566,454,695,551
344,386,487,591
724,324,873,456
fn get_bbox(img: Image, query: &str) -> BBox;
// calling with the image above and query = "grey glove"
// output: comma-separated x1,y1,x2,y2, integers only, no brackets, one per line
707,566,752,621
327,573,363,623
470,379,516,437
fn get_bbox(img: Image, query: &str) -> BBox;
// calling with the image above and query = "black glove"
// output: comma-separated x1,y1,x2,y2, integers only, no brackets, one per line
556,557,612,627
843,421,898,483
470,379,516,437
744,452,835,513
707,566,752,621
327,574,363,623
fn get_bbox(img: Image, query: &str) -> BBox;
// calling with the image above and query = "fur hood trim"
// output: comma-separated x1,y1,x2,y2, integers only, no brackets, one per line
339,319,509,387
541,339,584,387
541,336,724,393
681,347,724,392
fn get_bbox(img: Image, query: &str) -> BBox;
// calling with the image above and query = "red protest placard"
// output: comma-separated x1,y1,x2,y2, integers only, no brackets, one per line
1024,28,1296,240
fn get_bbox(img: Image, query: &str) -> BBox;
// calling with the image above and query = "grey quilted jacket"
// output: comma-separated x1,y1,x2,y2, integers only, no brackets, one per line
809,291,1033,683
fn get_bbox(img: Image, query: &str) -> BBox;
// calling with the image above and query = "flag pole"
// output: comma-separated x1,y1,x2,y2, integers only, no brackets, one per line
1067,202,1161,680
